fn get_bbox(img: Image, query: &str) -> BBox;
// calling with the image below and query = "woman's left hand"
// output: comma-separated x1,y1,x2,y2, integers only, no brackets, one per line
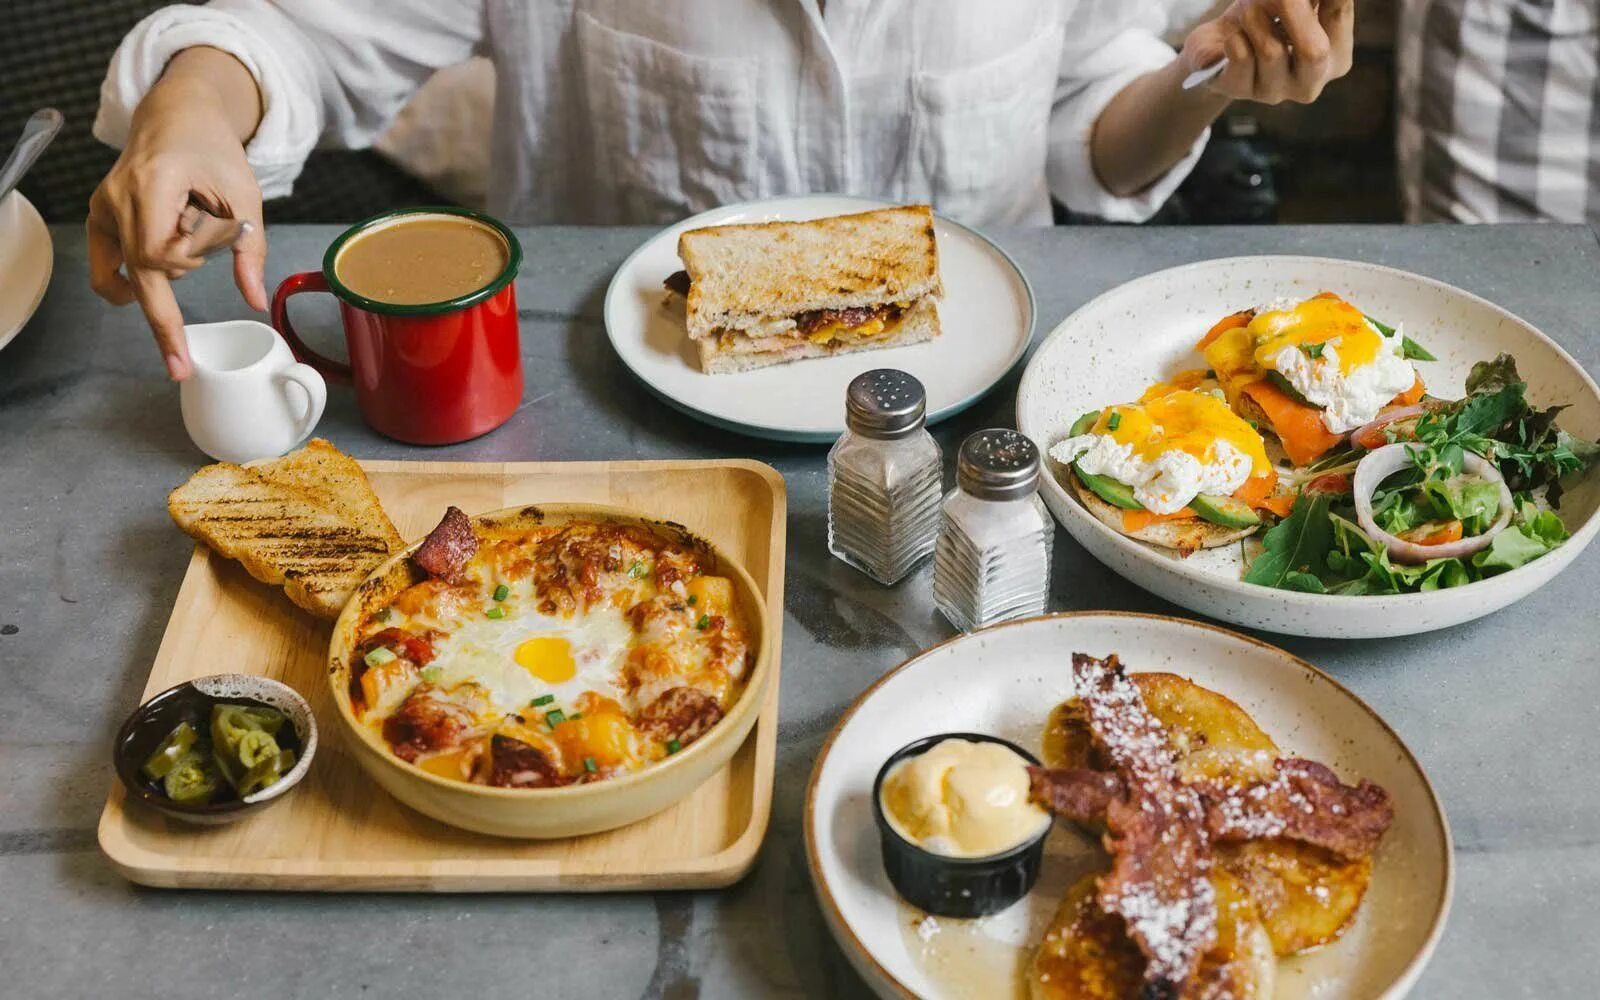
1181,0,1355,105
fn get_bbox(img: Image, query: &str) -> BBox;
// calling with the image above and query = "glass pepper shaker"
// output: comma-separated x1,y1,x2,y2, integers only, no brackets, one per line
933,428,1054,632
827,369,944,585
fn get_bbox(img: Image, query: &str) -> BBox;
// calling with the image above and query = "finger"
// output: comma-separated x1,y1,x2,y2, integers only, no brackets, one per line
128,267,192,380
231,190,268,312
1185,20,1230,74
1216,24,1256,95
86,197,136,306
1319,0,1356,77
129,174,206,272
1273,0,1332,101
1242,2,1292,102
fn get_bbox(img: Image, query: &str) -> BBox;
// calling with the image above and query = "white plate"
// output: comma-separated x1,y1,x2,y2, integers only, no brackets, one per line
1015,256,1600,638
0,191,53,353
805,612,1453,1000
603,194,1034,442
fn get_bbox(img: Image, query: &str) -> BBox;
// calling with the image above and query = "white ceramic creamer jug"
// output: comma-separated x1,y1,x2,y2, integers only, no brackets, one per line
180,320,326,463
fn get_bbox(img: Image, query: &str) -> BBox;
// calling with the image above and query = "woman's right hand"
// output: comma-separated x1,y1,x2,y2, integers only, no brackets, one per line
87,48,267,380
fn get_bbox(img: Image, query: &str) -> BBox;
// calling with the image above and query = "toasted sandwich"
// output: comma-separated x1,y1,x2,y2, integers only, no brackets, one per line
665,205,942,375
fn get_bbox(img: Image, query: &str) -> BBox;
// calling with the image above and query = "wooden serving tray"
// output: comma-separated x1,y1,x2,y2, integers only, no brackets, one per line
98,459,786,891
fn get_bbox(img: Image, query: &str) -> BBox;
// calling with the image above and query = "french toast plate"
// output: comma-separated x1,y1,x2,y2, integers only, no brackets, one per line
0,191,51,354
605,194,1034,442
1015,256,1600,637
805,613,1452,1000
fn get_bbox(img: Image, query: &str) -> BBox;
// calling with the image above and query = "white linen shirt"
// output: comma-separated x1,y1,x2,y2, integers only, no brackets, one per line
93,0,1205,227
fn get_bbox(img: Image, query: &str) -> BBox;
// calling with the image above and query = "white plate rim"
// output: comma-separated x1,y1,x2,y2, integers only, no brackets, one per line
1015,254,1600,618
0,191,53,353
602,193,1036,443
803,610,1456,1000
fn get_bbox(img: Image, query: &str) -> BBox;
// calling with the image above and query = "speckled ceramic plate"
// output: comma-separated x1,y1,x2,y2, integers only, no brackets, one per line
806,612,1453,1000
1015,256,1600,637
0,191,52,353
604,194,1034,443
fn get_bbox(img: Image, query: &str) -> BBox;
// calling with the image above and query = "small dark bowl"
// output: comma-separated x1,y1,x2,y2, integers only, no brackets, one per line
113,674,317,826
872,732,1052,918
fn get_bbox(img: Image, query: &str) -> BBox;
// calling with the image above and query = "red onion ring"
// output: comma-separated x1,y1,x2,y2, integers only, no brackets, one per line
1349,405,1426,450
1352,443,1513,564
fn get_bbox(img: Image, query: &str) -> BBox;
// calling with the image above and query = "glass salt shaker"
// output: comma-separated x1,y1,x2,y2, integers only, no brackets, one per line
933,429,1054,632
827,370,944,585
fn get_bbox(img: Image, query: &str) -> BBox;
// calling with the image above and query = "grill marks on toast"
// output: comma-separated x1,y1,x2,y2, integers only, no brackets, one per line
167,441,402,620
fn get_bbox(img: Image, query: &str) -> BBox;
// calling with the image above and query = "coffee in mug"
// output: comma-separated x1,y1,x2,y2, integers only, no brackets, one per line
334,214,510,306
271,207,523,445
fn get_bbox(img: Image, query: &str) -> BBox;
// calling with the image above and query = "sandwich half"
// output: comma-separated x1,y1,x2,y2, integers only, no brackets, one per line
666,205,942,375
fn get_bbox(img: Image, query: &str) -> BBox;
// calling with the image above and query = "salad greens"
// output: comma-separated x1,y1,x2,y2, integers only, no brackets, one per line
1244,355,1597,595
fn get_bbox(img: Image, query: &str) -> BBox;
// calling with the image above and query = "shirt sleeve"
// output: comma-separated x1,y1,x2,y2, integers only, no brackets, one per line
93,0,483,200
1046,9,1208,223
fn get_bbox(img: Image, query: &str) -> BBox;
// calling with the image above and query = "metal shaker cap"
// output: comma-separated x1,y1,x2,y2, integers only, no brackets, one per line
845,369,927,439
957,429,1040,501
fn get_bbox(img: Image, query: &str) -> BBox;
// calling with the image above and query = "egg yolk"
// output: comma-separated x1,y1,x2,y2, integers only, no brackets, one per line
1096,388,1270,475
1248,294,1381,374
514,636,577,683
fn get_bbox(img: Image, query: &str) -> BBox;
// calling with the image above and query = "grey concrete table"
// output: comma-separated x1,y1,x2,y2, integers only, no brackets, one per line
4,223,1598,999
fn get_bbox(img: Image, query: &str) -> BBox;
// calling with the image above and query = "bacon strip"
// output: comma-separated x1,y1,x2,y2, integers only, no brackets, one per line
413,506,477,582
1027,765,1120,821
1028,759,1394,863
1195,757,1394,862
1071,653,1216,991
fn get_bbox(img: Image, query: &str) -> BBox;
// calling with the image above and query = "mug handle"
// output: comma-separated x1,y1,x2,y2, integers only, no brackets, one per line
272,271,353,385
278,362,328,443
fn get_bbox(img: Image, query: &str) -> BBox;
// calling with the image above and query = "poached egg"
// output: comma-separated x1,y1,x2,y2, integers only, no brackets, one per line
1205,294,1419,434
1051,384,1270,515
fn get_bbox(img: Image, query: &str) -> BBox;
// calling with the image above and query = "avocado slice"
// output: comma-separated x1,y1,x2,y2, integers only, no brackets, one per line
1067,409,1101,436
1073,466,1143,510
1190,493,1260,529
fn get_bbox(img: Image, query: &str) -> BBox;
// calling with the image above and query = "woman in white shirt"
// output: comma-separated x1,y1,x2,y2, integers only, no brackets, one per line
86,0,1354,380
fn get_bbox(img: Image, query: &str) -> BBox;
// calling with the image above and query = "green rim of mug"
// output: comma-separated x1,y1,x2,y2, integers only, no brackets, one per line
320,206,523,316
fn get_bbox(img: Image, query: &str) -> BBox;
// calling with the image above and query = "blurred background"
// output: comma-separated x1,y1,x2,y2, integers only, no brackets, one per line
1,0,1398,227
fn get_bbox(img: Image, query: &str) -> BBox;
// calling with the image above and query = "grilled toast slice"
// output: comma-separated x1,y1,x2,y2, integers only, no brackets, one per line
168,443,401,620
250,439,403,552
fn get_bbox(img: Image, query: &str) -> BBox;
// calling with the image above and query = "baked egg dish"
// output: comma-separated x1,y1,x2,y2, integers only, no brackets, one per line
347,517,753,788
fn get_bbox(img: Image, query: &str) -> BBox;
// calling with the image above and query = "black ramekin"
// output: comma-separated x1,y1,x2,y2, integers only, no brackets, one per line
871,732,1052,918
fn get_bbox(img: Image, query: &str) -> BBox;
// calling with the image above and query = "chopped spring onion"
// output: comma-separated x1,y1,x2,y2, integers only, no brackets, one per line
582,756,598,774
1107,412,1122,431
665,739,682,755
696,614,710,630
545,709,566,728
492,584,509,602
485,607,506,620
531,694,555,707
364,646,396,668
687,594,697,605
568,712,583,721
421,666,443,684
1304,342,1325,359
375,607,392,623
627,560,647,579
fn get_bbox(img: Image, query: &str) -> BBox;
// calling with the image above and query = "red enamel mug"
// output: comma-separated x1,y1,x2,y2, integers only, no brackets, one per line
271,207,524,445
